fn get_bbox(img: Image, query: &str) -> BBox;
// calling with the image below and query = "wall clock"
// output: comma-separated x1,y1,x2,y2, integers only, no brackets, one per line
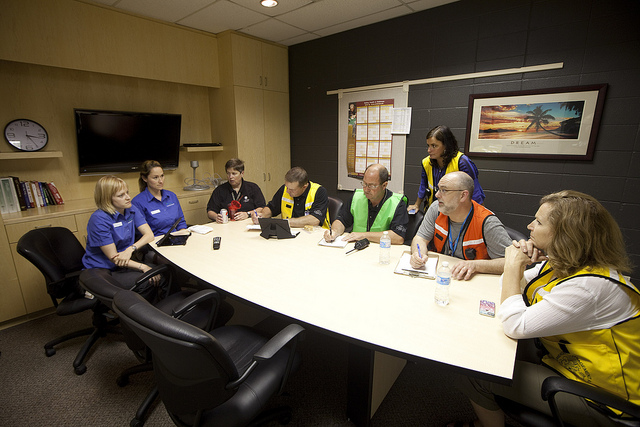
4,119,49,152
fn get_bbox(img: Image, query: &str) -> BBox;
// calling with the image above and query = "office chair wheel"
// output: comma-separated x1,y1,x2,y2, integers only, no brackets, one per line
130,417,144,427
45,347,56,357
74,364,87,375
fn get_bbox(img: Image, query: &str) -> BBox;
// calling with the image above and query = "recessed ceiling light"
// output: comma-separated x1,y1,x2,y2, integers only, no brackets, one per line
261,0,278,7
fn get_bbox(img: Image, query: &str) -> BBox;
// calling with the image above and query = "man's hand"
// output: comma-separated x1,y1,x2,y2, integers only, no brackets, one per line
341,232,366,243
410,251,428,269
450,260,479,281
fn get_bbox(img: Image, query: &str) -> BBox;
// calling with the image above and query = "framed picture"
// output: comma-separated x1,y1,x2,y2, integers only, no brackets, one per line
464,84,607,160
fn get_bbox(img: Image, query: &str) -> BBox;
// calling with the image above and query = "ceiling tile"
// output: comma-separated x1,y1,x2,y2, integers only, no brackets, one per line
277,0,405,32
242,18,307,42
116,0,215,22
178,1,267,34
230,0,313,17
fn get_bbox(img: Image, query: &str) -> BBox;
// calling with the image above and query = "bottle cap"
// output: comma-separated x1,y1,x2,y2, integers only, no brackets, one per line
442,261,449,266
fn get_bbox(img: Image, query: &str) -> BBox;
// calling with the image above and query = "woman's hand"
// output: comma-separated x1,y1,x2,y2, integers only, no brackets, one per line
407,203,419,213
511,239,547,264
111,247,134,267
138,263,161,285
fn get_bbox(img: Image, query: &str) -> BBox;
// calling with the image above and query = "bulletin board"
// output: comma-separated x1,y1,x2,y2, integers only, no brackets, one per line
338,87,408,193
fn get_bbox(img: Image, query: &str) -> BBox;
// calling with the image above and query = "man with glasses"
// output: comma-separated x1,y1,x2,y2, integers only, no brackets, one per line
410,171,511,280
324,164,408,245
258,166,330,228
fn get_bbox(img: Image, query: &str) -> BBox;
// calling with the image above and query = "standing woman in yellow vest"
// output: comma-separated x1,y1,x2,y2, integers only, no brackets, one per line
452,190,639,427
407,125,485,212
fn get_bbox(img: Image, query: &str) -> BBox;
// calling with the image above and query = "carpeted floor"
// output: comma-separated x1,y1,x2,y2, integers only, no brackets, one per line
0,309,478,426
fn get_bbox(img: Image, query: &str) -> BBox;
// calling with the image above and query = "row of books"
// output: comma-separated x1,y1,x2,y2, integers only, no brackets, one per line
0,177,64,214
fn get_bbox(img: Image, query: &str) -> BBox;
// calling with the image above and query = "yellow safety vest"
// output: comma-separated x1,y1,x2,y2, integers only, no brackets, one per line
280,181,330,229
525,263,640,411
422,151,464,206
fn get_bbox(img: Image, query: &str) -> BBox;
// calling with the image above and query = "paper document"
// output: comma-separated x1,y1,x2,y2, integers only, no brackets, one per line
188,225,213,235
246,224,261,230
394,253,438,279
318,235,348,248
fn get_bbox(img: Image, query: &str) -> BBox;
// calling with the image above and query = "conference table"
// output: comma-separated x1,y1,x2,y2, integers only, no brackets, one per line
153,219,518,426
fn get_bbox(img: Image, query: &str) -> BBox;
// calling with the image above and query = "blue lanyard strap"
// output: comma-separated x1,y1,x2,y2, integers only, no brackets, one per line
448,207,473,256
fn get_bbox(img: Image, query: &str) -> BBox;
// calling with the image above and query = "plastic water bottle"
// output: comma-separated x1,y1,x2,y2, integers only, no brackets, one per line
379,231,391,264
434,261,451,306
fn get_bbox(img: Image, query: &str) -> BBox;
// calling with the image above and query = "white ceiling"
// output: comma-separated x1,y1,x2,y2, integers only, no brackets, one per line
86,0,458,46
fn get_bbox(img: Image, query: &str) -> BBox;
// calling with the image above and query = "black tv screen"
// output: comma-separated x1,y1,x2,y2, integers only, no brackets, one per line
75,109,181,175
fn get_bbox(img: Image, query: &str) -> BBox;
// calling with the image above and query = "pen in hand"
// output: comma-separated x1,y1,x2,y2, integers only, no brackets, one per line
417,243,422,258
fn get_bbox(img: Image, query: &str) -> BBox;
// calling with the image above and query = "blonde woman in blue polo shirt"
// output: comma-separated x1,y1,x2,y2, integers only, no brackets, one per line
83,175,162,301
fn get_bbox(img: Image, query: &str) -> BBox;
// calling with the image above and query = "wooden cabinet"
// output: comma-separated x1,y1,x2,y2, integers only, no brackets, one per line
213,32,290,199
229,34,288,92
0,191,212,324
177,192,211,225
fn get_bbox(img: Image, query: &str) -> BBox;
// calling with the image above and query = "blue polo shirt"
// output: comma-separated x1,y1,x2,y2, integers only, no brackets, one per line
131,188,187,236
82,207,147,270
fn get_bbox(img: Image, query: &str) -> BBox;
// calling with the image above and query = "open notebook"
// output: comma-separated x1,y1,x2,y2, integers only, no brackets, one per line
394,252,438,279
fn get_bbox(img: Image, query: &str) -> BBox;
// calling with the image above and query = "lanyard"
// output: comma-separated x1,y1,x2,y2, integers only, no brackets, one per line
448,208,472,256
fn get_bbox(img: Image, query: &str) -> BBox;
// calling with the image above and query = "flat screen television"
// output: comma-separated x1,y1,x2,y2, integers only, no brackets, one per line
74,109,181,175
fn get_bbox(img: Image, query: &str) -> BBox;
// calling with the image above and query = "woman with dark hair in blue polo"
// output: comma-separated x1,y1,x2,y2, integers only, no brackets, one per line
131,160,188,236
407,125,485,212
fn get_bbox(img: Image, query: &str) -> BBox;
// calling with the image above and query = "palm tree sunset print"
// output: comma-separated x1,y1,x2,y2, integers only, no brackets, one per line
479,101,584,139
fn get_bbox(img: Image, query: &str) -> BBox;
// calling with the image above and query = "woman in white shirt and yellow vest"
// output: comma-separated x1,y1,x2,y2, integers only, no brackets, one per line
452,190,639,427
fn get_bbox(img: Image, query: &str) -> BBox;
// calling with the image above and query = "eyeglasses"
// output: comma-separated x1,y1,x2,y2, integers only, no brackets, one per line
361,181,382,190
435,187,464,195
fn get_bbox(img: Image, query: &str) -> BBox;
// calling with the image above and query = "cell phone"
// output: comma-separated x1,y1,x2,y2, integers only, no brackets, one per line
213,236,221,250
479,300,495,317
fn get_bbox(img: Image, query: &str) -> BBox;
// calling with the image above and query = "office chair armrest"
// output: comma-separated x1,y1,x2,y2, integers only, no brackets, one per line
254,324,305,361
542,376,640,422
172,289,221,331
227,324,305,391
131,264,172,291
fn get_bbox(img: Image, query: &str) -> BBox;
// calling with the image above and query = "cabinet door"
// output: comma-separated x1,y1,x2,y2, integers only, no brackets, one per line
262,43,288,93
0,221,27,322
263,90,291,197
235,86,267,192
180,193,211,226
231,34,262,89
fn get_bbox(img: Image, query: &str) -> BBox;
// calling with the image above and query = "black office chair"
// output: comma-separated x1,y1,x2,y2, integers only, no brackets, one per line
504,225,527,242
80,265,221,427
404,209,425,245
16,226,119,375
327,196,343,224
112,289,305,427
496,375,640,427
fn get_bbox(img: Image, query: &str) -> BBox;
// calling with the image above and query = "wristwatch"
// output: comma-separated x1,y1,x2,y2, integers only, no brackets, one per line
130,245,137,252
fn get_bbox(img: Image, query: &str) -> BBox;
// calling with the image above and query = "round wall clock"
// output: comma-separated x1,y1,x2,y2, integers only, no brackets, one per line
4,119,49,152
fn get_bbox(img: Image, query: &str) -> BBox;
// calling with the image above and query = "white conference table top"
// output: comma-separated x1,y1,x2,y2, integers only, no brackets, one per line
154,219,518,381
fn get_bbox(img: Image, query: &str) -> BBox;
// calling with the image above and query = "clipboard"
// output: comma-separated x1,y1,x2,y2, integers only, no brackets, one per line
394,252,438,279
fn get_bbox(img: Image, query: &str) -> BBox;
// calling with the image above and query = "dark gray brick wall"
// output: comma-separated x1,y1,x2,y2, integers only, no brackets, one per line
289,0,640,282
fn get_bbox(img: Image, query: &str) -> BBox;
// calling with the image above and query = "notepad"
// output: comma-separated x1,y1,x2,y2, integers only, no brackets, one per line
318,235,348,248
394,253,438,279
188,224,213,234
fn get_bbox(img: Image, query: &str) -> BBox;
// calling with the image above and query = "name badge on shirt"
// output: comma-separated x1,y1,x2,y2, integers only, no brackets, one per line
151,209,161,215
113,221,123,228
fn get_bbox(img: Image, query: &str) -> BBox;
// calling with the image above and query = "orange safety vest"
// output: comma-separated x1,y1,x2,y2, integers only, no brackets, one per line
432,200,493,260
